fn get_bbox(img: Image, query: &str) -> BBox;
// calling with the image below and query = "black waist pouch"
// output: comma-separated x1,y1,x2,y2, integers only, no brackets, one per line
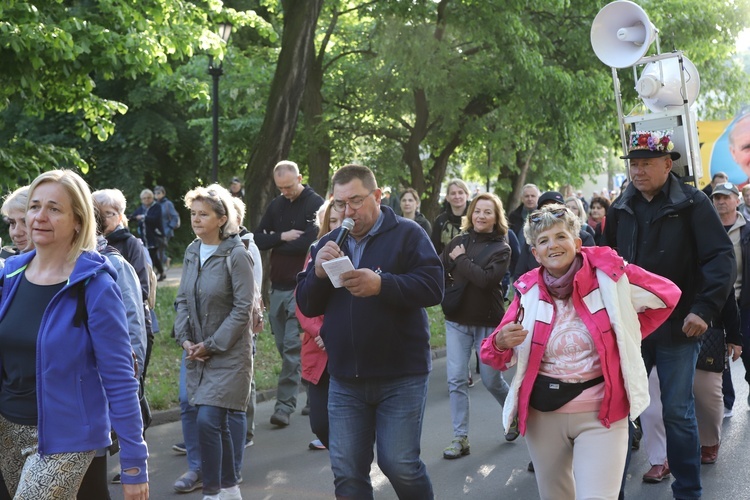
529,374,605,412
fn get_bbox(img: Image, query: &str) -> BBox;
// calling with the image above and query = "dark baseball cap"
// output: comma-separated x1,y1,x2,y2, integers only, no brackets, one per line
537,191,564,209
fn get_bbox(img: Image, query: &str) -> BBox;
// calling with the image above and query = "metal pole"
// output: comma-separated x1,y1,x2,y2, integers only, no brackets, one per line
209,56,223,183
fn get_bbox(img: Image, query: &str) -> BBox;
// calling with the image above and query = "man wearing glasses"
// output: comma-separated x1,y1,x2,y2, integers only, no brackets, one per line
604,130,735,499
254,160,324,427
296,164,443,499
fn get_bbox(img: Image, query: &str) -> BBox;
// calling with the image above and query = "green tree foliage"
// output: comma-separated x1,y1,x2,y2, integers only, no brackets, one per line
0,0,271,176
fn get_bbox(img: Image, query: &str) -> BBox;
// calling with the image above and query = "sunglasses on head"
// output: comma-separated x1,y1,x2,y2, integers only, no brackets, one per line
527,207,567,224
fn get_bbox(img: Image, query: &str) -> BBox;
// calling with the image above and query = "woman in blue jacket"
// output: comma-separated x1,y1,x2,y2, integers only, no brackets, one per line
0,170,148,500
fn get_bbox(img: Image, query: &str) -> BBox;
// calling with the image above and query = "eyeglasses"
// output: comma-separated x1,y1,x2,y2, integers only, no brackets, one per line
332,190,374,213
528,207,567,224
515,305,525,324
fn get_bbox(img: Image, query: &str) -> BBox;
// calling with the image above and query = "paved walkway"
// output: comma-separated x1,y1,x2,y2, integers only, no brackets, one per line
108,356,750,499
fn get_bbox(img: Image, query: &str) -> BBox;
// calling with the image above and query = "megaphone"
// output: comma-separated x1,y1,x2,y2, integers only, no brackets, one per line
635,55,701,112
591,1,657,68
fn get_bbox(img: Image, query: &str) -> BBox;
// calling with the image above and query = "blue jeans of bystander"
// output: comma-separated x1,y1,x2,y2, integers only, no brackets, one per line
328,374,433,500
642,335,702,499
445,321,509,438
196,405,237,495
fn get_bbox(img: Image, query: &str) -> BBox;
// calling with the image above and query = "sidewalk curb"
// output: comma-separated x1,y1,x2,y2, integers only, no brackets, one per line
149,347,448,427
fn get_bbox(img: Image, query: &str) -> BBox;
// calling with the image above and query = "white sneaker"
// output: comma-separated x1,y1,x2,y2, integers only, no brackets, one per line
724,407,734,418
220,485,242,500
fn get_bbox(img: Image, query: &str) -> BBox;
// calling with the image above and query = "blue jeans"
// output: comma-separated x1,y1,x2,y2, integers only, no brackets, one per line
642,335,701,499
179,353,247,476
269,288,302,414
445,321,509,437
328,374,433,500
227,411,247,476
179,352,200,473
196,405,237,495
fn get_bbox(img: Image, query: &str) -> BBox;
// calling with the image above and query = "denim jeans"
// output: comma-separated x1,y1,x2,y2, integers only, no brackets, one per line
196,405,237,495
269,288,302,414
179,353,247,477
179,352,201,473
328,374,433,500
642,335,702,499
445,321,509,438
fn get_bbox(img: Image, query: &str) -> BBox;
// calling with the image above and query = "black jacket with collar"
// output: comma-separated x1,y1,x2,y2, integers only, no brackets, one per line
604,173,736,341
253,185,324,287
441,229,510,327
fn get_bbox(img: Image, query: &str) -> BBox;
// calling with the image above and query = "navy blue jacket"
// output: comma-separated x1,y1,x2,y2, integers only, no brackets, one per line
296,207,444,378
0,251,148,482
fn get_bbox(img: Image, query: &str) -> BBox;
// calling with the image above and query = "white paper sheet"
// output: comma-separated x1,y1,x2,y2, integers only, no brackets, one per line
321,256,355,288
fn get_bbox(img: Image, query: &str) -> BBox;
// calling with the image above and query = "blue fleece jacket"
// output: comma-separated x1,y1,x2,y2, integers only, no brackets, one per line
0,250,148,484
296,207,444,378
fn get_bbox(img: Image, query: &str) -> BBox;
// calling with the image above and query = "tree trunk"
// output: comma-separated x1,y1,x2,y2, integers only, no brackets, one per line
301,41,330,198
244,0,325,229
504,147,535,211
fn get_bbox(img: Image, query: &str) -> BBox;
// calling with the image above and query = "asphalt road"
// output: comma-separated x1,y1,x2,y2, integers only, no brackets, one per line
107,353,750,500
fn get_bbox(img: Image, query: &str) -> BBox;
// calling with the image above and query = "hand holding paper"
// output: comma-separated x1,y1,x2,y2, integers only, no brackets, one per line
321,256,355,288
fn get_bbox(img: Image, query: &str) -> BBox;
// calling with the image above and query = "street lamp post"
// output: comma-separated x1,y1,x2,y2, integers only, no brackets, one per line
209,22,232,183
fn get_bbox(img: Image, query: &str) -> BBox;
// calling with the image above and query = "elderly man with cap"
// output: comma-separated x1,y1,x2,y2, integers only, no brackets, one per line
709,181,749,417
512,191,595,280
604,130,735,499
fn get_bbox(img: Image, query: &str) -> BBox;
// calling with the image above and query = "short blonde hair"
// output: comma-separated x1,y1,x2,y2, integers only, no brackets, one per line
273,160,300,177
232,197,246,225
92,188,129,225
524,204,581,247
564,196,587,227
446,179,470,197
184,183,239,239
461,192,508,236
2,186,29,217
28,170,97,261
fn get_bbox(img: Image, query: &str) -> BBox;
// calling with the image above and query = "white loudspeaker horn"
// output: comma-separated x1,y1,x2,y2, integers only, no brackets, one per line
635,56,701,112
591,1,657,68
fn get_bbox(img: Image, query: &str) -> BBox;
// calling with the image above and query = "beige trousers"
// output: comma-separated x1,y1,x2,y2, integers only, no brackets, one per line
693,369,723,447
525,408,628,500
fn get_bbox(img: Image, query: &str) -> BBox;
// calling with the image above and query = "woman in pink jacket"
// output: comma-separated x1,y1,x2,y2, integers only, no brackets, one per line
295,201,341,450
480,204,681,500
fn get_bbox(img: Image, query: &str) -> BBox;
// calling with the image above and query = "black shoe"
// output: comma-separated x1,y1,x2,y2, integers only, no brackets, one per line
111,473,121,484
172,442,187,454
270,410,290,427
158,272,167,282
301,404,310,416
527,461,534,472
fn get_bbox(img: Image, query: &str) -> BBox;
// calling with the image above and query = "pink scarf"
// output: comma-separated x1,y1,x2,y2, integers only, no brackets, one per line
542,254,583,300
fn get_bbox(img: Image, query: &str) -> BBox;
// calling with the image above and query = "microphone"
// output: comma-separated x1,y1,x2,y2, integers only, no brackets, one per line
334,218,355,248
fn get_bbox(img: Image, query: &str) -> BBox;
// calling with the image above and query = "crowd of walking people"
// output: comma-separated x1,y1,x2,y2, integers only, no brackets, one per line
0,128,745,499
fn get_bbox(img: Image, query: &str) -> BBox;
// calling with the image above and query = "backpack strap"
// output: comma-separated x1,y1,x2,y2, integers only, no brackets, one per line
73,279,89,328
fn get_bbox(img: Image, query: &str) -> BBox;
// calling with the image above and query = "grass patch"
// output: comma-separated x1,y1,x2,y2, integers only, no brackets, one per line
145,281,449,411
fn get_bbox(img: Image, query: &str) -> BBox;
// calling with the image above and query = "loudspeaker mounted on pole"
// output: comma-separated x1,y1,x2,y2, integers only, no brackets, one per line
590,0,702,185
